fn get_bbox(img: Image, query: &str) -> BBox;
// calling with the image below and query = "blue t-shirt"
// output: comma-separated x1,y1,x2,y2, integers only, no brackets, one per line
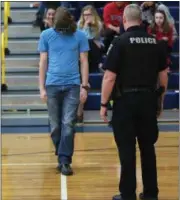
38,28,89,86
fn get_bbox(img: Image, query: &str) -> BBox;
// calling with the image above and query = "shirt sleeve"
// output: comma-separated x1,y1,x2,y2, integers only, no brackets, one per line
78,32,90,53
147,26,152,35
98,21,103,34
103,4,112,28
38,31,48,52
103,38,122,74
157,42,168,72
77,20,81,29
167,26,173,47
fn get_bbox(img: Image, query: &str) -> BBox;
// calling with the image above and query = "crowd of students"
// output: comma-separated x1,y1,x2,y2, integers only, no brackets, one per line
35,1,177,122
33,1,177,71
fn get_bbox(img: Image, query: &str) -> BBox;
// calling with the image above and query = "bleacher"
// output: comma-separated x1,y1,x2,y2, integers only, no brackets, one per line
1,1,179,133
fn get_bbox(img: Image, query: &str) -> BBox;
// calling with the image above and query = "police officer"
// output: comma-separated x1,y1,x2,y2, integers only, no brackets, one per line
100,4,168,200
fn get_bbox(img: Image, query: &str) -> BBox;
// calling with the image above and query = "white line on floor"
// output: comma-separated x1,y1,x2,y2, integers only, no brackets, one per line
2,162,68,199
61,174,68,200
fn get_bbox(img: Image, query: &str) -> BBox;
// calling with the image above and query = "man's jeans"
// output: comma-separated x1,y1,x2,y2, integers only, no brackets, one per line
46,85,80,164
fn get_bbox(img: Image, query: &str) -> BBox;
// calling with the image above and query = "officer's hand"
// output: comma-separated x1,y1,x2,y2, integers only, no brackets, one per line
100,107,109,123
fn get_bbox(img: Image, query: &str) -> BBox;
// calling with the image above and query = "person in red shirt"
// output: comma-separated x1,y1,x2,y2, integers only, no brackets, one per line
148,10,173,69
103,1,129,52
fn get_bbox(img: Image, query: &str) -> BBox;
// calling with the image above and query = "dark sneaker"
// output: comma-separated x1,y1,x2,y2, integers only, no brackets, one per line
57,164,73,176
139,193,158,200
113,195,124,200
113,194,136,200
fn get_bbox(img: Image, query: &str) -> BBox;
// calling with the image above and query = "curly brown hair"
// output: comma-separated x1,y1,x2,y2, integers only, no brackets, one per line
150,10,171,34
54,7,77,34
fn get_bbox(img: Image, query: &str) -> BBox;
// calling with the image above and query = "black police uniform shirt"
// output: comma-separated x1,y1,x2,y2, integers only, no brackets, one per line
104,25,167,91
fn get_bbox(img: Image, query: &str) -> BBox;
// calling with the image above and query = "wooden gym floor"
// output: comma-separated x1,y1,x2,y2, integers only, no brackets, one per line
2,132,179,200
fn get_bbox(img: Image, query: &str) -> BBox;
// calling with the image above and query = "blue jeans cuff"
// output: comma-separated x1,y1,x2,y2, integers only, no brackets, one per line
58,156,72,165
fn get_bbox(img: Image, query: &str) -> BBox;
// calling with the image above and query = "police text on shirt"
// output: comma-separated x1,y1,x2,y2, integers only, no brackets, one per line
130,37,156,44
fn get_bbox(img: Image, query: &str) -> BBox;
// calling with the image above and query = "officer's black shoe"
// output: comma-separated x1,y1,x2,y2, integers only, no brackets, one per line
57,164,73,176
112,194,136,200
139,193,158,200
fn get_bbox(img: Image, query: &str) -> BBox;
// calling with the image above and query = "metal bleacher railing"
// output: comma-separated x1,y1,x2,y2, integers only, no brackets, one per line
1,2,11,91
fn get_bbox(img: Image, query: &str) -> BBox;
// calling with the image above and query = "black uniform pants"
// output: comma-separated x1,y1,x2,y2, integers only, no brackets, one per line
112,91,159,199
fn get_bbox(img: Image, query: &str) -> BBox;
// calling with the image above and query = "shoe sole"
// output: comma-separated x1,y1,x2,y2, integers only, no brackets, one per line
140,198,157,200
61,171,73,176
139,194,158,200
112,195,136,200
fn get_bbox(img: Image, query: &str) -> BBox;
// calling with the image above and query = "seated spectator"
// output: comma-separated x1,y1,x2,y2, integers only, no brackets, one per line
39,6,56,32
77,5,103,123
102,1,128,52
140,1,158,30
141,1,178,42
77,5,104,73
148,10,173,69
32,1,60,27
157,4,178,42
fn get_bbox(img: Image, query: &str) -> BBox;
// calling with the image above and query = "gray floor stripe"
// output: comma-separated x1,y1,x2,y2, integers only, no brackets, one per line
2,124,179,134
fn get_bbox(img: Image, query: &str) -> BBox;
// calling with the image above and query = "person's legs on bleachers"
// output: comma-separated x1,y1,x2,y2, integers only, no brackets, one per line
38,2,46,14
61,1,72,8
103,28,119,53
88,39,104,73
33,2,46,27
